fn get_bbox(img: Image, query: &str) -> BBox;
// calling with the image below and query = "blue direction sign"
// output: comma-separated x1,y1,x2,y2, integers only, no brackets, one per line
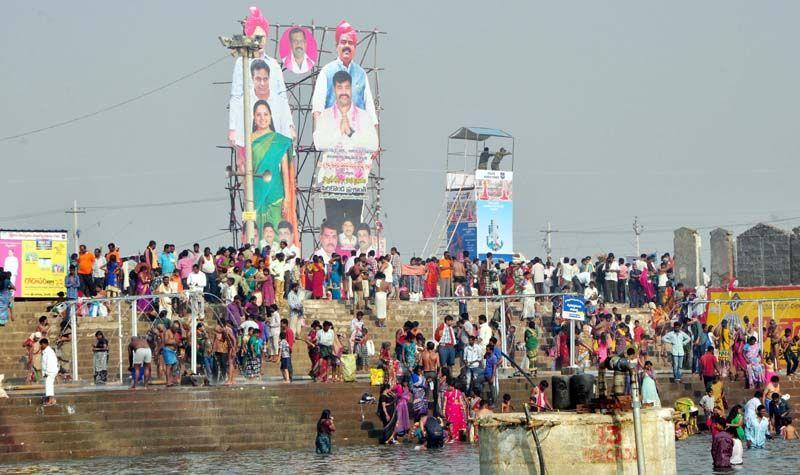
562,296,586,321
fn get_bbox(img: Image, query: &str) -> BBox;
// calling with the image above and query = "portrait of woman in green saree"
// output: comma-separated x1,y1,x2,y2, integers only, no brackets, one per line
251,99,297,243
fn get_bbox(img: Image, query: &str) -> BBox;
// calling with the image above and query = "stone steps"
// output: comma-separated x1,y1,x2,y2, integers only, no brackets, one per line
0,383,383,463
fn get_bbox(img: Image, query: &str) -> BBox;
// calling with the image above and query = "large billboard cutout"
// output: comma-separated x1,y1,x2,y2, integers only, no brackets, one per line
0,230,68,298
227,8,298,249
311,20,380,260
476,170,513,260
279,26,319,74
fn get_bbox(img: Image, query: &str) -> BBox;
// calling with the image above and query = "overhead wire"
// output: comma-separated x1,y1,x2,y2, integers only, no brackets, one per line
1,55,230,142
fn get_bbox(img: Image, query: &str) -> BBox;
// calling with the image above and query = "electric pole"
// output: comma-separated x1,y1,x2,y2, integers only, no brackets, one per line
633,216,643,256
65,200,86,257
542,221,553,260
219,33,263,246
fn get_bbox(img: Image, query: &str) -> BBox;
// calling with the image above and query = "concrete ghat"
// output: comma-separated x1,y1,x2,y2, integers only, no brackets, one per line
477,409,676,475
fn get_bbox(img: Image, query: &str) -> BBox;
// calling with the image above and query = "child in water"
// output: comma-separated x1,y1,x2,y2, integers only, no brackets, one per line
501,393,514,413
781,417,798,440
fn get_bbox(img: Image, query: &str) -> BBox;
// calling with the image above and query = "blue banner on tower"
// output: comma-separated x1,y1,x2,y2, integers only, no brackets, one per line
475,170,513,260
447,222,477,259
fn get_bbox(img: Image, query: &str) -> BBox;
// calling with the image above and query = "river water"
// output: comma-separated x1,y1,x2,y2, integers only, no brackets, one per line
2,435,796,474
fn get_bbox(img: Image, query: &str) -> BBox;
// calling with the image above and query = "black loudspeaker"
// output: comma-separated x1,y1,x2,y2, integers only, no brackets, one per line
551,375,571,410
569,373,597,407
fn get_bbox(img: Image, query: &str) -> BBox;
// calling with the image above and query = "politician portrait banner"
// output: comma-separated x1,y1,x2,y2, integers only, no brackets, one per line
279,26,319,74
310,20,380,260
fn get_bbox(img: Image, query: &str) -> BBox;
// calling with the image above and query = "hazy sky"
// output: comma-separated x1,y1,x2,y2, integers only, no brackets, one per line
2,1,799,264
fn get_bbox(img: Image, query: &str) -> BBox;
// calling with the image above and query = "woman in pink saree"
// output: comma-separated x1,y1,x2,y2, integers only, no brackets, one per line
443,383,467,441
731,331,748,382
393,381,412,435
260,261,275,306
639,268,655,303
423,258,439,299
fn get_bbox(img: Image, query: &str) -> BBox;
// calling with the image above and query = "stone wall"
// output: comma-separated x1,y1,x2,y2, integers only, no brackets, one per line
791,227,800,285
735,223,791,287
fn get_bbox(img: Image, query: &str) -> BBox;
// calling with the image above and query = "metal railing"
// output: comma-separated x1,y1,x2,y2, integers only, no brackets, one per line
428,292,582,396
62,290,202,382
678,296,800,351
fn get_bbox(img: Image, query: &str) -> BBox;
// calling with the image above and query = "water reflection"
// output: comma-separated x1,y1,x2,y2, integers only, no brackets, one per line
2,444,480,475
676,433,798,474
4,434,793,474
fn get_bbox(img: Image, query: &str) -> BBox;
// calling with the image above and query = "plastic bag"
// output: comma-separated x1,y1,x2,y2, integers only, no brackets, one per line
366,340,375,356
370,368,384,386
341,354,357,382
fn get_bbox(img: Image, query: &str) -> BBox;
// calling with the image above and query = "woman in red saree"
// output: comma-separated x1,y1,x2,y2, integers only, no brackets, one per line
311,256,326,299
558,327,570,368
423,258,439,299
443,383,467,442
502,266,516,295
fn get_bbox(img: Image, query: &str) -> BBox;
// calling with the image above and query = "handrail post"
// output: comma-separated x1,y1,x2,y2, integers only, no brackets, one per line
499,299,508,368
131,301,138,337
117,300,123,383
70,303,78,381
191,292,198,374
431,298,438,337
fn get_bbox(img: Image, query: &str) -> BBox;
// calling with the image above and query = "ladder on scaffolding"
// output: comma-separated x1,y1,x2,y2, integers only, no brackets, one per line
420,174,472,257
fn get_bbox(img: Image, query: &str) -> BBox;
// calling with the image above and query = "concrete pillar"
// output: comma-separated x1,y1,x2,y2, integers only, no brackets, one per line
736,223,791,287
709,228,735,287
478,410,676,475
673,227,701,287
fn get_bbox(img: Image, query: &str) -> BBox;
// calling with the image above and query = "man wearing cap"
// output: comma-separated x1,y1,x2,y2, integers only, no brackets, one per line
311,20,378,128
228,6,290,148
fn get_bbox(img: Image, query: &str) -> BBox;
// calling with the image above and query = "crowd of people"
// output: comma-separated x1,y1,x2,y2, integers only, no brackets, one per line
4,238,800,464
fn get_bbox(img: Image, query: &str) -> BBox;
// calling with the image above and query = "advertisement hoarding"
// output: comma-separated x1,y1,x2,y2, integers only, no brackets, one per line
0,230,68,298
475,170,513,260
447,222,477,259
704,286,800,351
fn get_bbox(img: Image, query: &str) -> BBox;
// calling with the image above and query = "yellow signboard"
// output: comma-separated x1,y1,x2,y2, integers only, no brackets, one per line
1,230,68,298
706,286,800,338
242,211,256,222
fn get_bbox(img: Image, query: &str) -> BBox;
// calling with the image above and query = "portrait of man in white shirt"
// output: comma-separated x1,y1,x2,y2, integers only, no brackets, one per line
281,27,316,74
313,71,378,152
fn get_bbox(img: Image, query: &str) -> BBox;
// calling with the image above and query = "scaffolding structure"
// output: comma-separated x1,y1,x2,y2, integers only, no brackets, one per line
421,127,514,257
220,22,386,255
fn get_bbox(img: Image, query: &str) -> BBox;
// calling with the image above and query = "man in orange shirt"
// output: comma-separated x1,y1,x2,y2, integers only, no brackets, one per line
438,251,453,298
76,245,96,297
105,243,121,267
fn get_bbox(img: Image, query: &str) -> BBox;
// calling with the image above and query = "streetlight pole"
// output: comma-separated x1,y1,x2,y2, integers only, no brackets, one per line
219,34,263,245
65,200,85,257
